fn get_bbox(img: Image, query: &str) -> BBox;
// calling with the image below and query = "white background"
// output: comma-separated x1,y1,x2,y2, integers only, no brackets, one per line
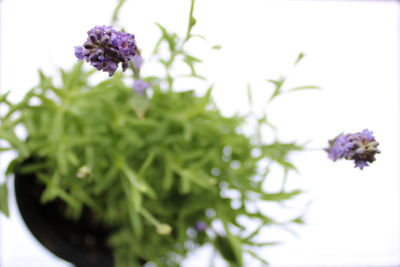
0,0,399,266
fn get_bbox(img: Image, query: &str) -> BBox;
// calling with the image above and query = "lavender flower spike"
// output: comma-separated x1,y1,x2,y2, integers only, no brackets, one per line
326,129,380,170
74,25,137,76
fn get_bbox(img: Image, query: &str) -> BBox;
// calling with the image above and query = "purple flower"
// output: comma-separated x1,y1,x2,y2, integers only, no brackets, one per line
92,60,118,76
195,221,207,232
354,159,369,170
117,34,136,57
133,54,143,70
74,46,85,60
74,25,137,76
359,129,375,142
327,135,352,161
133,79,150,95
326,129,380,170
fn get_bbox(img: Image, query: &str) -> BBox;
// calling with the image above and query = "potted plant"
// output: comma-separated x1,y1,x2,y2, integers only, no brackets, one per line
0,1,380,266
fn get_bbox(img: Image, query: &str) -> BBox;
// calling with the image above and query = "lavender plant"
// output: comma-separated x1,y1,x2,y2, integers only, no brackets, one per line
0,0,380,266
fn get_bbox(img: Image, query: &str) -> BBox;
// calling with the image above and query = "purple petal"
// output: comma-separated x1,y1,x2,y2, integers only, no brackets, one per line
122,61,129,72
133,79,150,94
133,54,143,69
74,46,85,61
359,129,375,142
195,222,207,232
354,160,368,170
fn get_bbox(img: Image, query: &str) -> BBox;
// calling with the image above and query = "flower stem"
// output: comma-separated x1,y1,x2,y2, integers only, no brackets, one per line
111,0,127,25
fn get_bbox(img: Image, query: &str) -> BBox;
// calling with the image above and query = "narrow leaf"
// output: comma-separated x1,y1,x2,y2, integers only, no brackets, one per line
245,250,269,266
294,52,305,66
261,190,303,202
288,85,321,92
0,91,10,103
267,77,285,102
0,183,9,217
215,234,243,266
247,83,253,106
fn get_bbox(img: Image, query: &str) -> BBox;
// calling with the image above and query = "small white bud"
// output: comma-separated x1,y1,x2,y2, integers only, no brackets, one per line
77,165,91,179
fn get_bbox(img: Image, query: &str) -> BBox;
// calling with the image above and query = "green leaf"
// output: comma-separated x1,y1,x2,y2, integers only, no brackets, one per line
132,186,142,211
186,0,196,35
152,35,164,55
138,151,156,178
112,0,127,23
119,128,145,147
182,122,193,142
183,58,196,76
288,85,321,92
41,185,82,218
190,34,206,40
261,190,303,202
118,159,156,199
0,129,29,158
154,23,177,53
122,177,143,218
179,174,191,194
245,249,269,266
247,83,253,106
291,215,306,224
184,54,202,63
248,241,281,247
294,52,305,66
267,77,285,102
5,158,22,176
64,61,86,90
128,206,143,240
35,94,59,110
244,224,264,242
183,54,203,76
93,166,118,195
275,159,298,172
18,161,49,174
162,160,174,192
65,136,103,148
0,91,10,104
173,167,212,190
38,70,55,91
0,183,10,217
257,114,276,130
211,45,222,50
215,234,243,267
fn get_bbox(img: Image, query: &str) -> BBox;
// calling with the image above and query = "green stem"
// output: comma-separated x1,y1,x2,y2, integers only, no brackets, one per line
111,0,127,25
139,208,160,227
139,208,172,235
185,0,196,42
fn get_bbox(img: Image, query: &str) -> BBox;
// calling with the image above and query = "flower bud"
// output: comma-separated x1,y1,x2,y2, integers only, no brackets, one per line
157,224,172,235
77,165,92,179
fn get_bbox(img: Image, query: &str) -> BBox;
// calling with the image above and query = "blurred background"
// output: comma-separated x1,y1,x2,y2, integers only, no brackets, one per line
0,0,399,266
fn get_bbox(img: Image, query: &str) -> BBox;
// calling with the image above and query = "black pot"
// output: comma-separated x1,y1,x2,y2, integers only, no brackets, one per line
14,168,114,267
